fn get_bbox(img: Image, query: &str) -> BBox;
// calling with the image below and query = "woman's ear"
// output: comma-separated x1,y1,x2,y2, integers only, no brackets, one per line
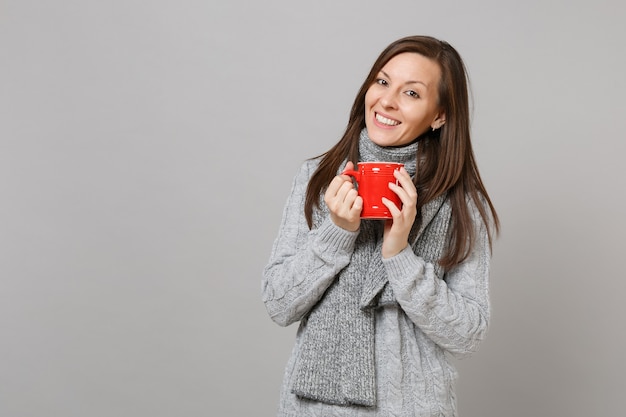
430,112,446,130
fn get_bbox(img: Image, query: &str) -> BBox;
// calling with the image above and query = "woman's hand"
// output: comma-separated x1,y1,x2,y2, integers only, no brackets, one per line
324,161,362,232
381,167,418,258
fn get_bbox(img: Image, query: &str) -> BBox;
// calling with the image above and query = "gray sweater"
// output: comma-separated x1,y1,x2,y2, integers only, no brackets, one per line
262,157,492,417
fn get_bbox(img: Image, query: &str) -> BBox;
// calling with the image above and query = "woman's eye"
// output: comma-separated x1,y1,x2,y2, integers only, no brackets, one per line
376,78,388,86
406,90,420,98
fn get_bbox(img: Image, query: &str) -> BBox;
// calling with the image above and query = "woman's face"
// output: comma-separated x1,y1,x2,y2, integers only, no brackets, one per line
364,52,445,147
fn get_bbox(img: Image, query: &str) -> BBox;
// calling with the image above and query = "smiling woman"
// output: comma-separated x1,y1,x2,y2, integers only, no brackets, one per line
262,35,500,417
365,53,445,147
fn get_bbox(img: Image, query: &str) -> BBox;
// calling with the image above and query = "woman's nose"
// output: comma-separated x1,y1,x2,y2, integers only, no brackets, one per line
380,90,397,109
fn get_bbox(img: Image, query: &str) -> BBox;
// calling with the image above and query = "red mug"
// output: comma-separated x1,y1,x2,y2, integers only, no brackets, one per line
342,162,404,219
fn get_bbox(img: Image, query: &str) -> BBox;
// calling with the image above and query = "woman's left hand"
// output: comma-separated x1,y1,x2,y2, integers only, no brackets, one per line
381,167,418,258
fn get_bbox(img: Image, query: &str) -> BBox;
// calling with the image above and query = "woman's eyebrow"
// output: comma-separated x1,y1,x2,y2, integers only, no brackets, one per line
380,70,428,88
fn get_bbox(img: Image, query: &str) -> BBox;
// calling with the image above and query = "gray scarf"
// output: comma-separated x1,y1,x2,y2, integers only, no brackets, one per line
291,130,452,407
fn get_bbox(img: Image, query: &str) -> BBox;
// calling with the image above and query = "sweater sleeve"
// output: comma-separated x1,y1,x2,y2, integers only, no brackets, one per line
383,201,492,358
262,160,359,327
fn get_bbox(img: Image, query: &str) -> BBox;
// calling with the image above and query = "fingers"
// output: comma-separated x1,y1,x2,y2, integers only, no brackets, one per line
341,160,355,175
381,196,402,216
381,194,413,258
381,167,417,258
324,162,362,231
327,161,356,197
389,167,417,206
326,175,346,200
383,168,417,220
327,176,357,206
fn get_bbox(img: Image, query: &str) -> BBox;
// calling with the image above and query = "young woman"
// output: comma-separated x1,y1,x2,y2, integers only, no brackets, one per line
262,35,499,417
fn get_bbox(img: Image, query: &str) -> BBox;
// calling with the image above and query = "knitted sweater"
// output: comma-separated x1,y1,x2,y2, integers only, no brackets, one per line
262,147,492,417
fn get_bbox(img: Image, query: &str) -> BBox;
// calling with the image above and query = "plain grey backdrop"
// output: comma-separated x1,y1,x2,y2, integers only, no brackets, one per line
2,0,625,416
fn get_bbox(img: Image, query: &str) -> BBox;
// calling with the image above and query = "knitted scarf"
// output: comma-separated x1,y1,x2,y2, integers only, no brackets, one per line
291,129,452,407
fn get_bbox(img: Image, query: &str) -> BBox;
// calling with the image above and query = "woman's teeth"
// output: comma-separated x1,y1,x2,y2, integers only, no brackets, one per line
375,113,400,126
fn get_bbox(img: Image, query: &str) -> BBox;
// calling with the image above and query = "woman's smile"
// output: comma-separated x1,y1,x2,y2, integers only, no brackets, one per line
374,112,401,127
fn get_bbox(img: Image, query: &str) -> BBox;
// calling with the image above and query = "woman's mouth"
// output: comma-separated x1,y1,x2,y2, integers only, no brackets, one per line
375,112,400,127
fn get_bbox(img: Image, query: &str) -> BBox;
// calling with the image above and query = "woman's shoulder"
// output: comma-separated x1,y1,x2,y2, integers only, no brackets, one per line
293,157,322,182
302,156,323,170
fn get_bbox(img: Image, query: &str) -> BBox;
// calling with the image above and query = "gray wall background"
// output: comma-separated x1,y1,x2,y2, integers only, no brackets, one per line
2,1,625,416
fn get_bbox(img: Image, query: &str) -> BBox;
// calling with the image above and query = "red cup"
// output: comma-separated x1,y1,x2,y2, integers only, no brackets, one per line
342,162,404,219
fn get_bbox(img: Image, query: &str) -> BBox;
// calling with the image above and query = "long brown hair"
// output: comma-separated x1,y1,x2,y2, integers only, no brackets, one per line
304,36,500,269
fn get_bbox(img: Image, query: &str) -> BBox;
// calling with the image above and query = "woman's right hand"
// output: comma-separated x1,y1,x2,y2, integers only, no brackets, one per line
324,161,362,232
